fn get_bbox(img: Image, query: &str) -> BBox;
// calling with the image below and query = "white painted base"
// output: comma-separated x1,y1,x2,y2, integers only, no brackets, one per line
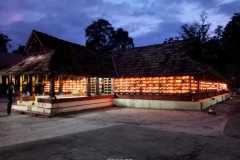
113,93,230,111
13,96,113,116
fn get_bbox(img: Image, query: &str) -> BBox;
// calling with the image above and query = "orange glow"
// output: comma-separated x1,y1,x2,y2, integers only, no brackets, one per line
113,76,228,94
44,78,87,95
199,81,227,91
43,77,112,95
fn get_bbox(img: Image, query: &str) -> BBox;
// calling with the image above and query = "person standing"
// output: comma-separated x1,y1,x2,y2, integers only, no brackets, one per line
6,83,14,115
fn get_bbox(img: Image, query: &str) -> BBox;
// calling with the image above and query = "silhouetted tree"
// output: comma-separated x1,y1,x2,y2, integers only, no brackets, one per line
173,12,240,88
0,33,11,54
181,13,210,43
85,19,134,52
214,25,224,40
113,28,134,51
223,13,240,67
222,13,240,87
180,12,210,61
85,19,115,52
12,45,25,55
206,26,225,70
202,27,224,70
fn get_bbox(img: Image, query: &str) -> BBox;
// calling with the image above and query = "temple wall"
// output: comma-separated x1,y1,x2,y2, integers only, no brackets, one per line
113,76,228,94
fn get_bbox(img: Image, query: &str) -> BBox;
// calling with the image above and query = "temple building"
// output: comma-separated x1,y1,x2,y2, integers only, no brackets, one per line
1,30,114,115
2,30,113,96
0,30,229,116
111,42,229,110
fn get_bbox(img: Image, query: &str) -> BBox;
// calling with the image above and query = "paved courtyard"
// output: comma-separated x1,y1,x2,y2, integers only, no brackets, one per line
0,96,240,160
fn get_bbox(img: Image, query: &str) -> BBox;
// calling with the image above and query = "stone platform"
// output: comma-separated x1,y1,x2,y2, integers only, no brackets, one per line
13,95,113,116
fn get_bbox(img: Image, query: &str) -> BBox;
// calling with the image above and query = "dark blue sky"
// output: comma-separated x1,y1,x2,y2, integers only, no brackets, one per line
0,0,239,50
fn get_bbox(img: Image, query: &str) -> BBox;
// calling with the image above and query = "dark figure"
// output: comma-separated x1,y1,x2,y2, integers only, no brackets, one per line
6,83,14,115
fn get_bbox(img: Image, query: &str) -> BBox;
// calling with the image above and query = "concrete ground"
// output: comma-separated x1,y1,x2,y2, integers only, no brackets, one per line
0,96,240,160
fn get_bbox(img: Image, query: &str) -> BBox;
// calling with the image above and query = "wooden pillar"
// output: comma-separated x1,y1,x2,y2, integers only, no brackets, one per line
9,74,11,84
32,75,36,97
87,77,91,96
96,77,100,95
84,77,88,96
43,74,48,95
11,75,15,85
49,74,56,99
100,78,104,94
111,78,113,95
189,76,192,93
197,80,200,93
158,77,161,94
189,76,193,101
173,76,176,94
6,76,8,85
28,75,33,96
20,75,23,102
58,75,63,95
139,77,143,95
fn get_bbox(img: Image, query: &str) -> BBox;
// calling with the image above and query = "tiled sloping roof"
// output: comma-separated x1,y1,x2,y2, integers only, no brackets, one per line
32,30,86,52
112,41,223,80
5,53,52,74
34,30,114,76
4,30,114,76
3,30,224,81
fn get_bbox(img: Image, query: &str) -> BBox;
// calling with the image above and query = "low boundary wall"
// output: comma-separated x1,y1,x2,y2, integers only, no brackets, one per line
12,93,230,117
113,93,230,111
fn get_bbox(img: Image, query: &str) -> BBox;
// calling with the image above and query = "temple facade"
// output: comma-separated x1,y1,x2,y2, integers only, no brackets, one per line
0,30,229,116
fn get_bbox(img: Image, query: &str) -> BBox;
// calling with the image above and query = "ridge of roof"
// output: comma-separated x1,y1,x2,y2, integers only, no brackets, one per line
32,29,84,49
120,40,184,51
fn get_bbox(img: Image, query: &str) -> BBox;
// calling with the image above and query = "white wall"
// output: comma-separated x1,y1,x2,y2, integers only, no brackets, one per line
113,93,230,111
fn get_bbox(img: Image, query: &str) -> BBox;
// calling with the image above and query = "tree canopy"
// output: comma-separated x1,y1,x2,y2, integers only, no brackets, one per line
85,19,134,53
223,13,240,64
221,13,240,86
181,13,210,43
0,33,11,54
178,12,240,88
113,28,134,51
85,19,115,52
179,13,211,61
12,45,26,56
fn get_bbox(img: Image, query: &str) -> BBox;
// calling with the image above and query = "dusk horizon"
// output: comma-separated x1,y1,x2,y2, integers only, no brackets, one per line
0,0,240,50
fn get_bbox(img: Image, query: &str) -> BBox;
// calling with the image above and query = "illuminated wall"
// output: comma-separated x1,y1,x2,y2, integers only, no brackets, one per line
44,78,87,95
113,76,228,94
44,77,112,96
101,78,112,94
15,74,227,96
